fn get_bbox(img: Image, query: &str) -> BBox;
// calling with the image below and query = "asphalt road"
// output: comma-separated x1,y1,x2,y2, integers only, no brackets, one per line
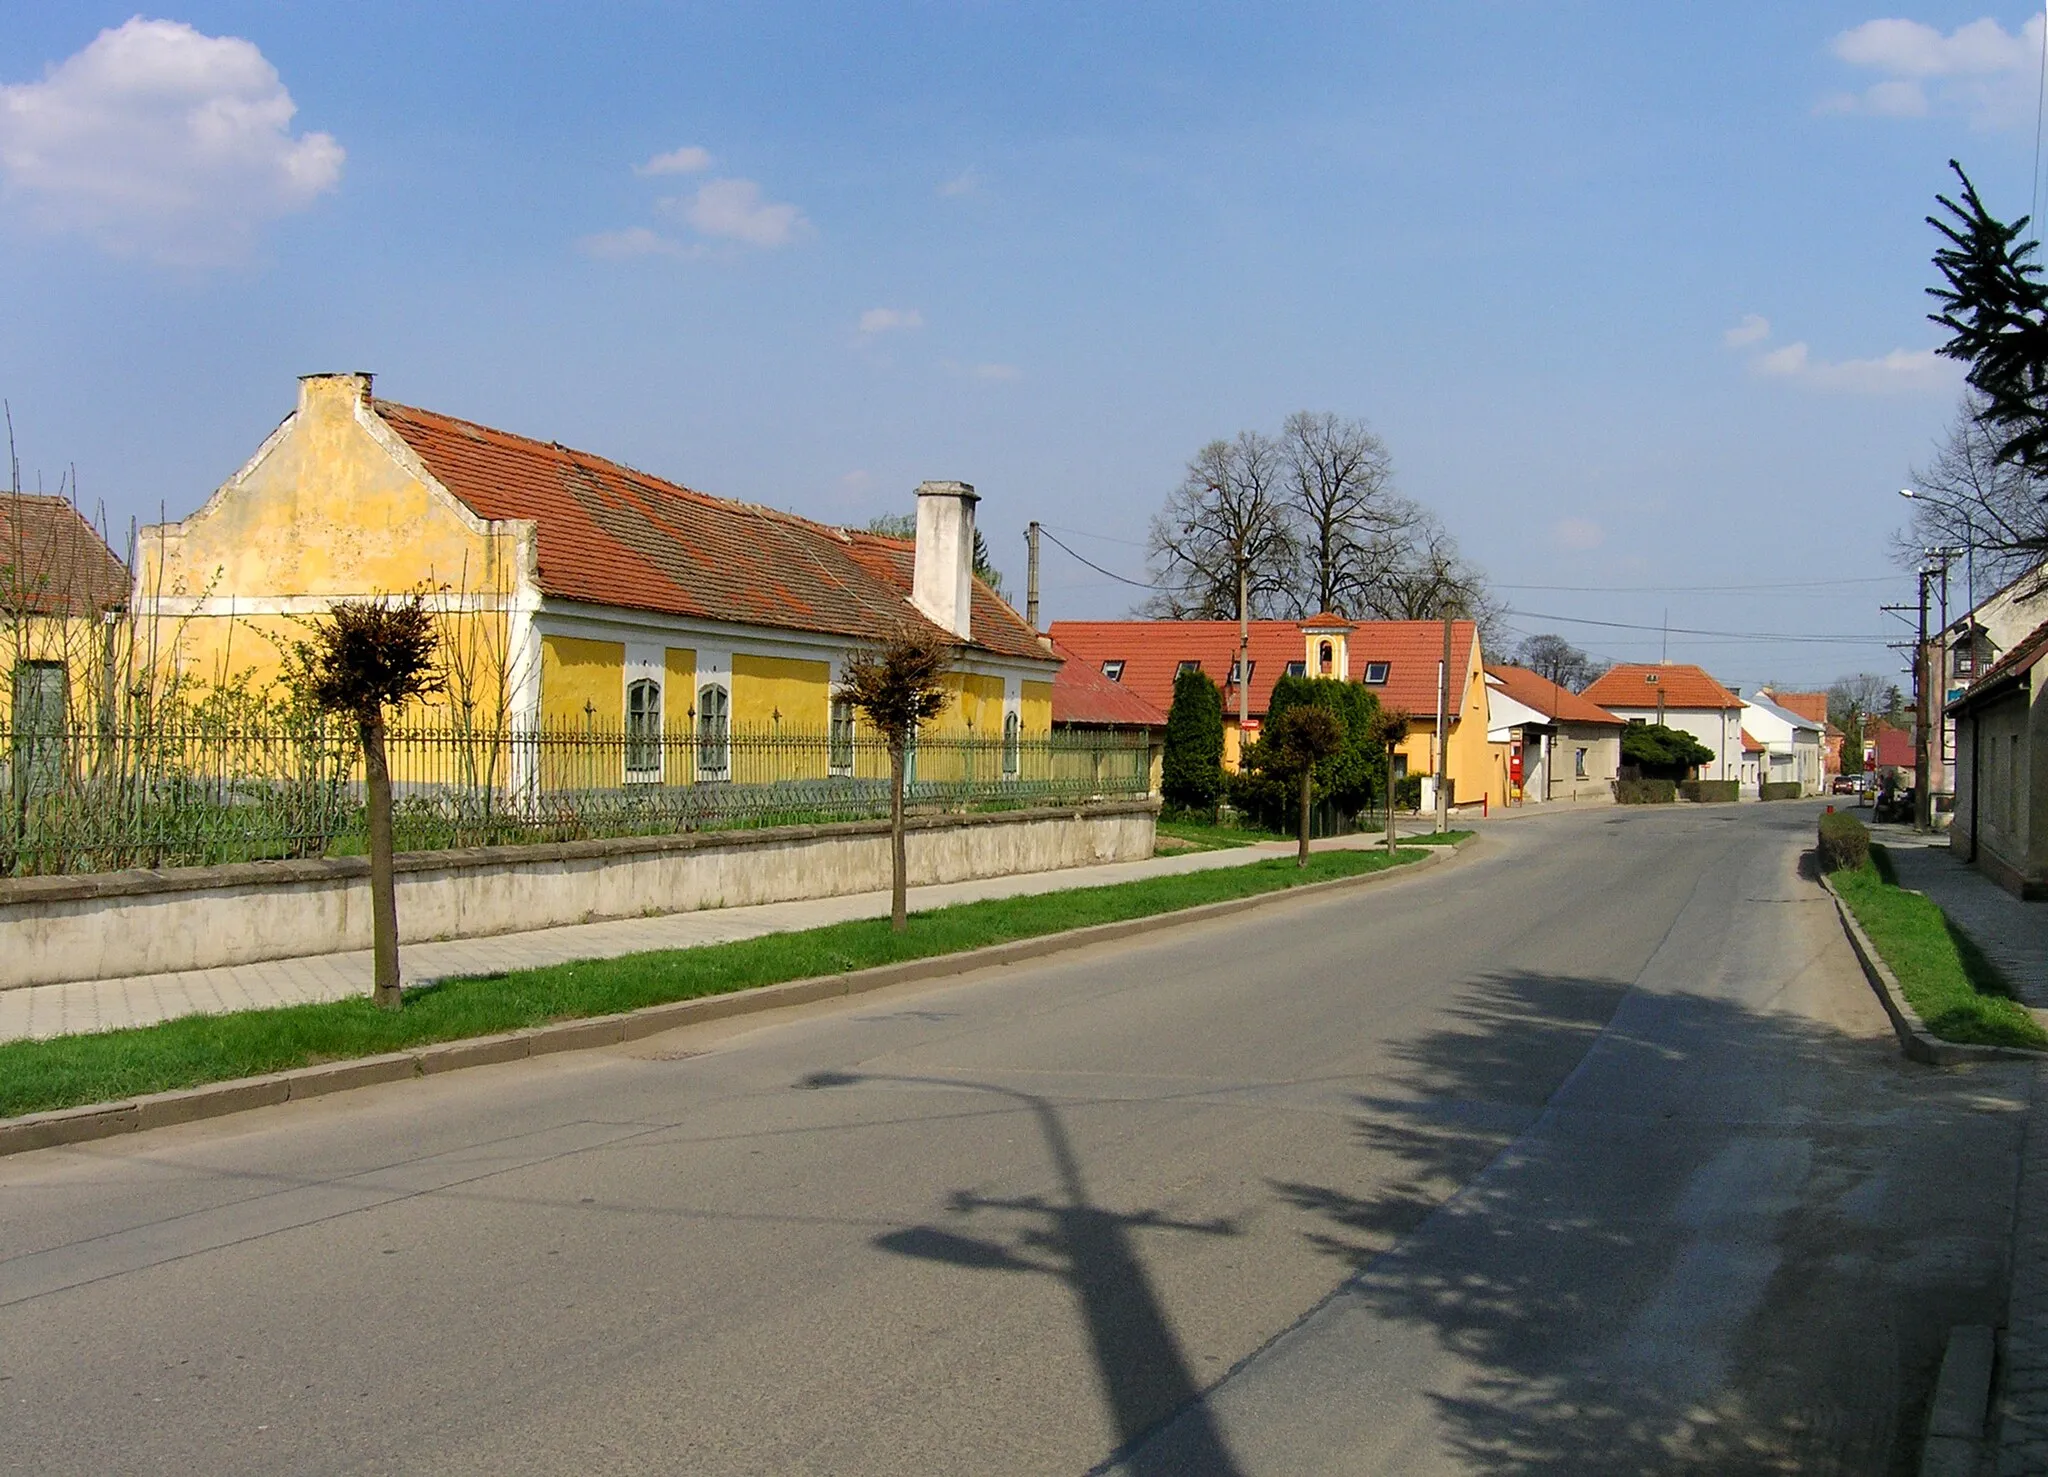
0,802,2029,1475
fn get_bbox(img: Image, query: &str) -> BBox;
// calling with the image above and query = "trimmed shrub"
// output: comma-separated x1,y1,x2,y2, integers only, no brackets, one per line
1162,669,1226,812
1760,782,1802,801
1233,675,1385,830
1394,774,1423,811
1817,811,1870,873
1680,779,1740,803
1614,778,1677,804
1621,722,1715,781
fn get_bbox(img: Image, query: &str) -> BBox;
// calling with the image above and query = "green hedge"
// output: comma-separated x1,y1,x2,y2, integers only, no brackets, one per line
1615,778,1676,804
1760,782,1802,801
1817,811,1869,873
1680,779,1740,803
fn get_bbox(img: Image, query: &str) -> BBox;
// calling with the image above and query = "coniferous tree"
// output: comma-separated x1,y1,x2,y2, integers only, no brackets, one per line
1161,667,1226,812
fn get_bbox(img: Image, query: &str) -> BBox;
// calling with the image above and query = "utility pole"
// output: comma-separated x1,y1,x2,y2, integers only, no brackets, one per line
1024,521,1041,631
1235,552,1250,738
1435,610,1452,834
1914,565,1931,833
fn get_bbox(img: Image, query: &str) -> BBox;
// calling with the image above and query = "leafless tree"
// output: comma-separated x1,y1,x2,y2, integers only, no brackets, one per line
1143,432,1296,619
1354,510,1504,644
1514,633,1606,691
1827,673,1904,730
837,628,953,931
1898,394,2048,604
1277,411,1405,617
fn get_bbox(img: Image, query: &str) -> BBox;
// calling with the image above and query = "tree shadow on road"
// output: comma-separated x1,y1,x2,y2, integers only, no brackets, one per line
799,1067,1247,1476
1246,969,2021,1477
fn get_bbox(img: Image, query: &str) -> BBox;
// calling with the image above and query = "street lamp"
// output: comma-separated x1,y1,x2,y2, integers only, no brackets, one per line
1900,488,1977,613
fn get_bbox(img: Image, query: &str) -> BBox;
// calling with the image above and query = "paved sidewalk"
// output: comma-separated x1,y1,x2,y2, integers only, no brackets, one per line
0,829,1442,1045
1882,840,2048,1475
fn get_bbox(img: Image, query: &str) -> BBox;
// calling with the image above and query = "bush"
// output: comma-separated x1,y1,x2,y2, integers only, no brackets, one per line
1232,675,1384,830
1162,669,1226,812
1615,778,1676,804
1620,722,1715,780
1680,779,1739,803
1760,782,1802,801
1817,811,1869,872
1394,774,1423,811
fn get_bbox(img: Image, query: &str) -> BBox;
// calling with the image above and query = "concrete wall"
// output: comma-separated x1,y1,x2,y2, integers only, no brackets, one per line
0,800,1159,991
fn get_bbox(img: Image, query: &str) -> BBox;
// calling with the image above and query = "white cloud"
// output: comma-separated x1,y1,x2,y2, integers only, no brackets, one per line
669,177,810,248
577,226,688,260
1722,313,1771,348
636,145,713,176
1750,340,1957,393
0,17,343,265
1823,14,2045,127
858,307,924,334
937,169,981,198
1552,517,1605,552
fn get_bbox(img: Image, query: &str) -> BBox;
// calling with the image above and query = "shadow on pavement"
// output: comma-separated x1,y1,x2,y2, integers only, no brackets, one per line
800,1068,1246,1477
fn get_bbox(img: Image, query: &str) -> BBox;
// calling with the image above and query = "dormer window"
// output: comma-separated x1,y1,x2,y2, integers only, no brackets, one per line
1176,660,1201,677
1364,662,1389,685
1101,660,1125,682
1228,659,1254,685
1285,661,1306,677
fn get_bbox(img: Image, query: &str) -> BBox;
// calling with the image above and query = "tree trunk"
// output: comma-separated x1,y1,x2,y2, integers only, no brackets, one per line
363,709,402,1010
1386,746,1399,855
1297,768,1312,868
890,740,908,932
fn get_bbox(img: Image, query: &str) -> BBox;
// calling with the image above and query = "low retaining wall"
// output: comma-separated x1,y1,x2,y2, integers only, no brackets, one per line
0,800,1159,990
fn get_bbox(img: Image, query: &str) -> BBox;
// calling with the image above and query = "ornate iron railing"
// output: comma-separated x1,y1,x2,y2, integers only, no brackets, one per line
0,719,1154,876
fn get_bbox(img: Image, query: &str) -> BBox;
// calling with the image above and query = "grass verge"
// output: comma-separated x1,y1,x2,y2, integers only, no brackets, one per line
1831,849,2045,1050
0,841,1459,1120
1156,816,1456,851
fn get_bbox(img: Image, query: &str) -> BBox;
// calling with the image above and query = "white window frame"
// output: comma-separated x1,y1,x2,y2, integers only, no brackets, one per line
1363,662,1390,685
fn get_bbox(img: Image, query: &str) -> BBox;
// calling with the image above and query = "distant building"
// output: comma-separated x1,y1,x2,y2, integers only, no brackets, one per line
0,493,130,730
1579,663,1746,781
1740,692,1826,795
1483,663,1625,803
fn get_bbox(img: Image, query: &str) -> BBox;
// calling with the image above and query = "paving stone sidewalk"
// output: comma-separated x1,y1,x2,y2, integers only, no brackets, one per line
1883,839,2048,1476
0,829,1441,1045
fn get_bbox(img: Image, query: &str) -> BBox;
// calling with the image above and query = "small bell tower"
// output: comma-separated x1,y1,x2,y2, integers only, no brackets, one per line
1300,613,1356,679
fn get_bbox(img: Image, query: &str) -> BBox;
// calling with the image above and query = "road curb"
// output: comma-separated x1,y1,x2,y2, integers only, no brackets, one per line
1819,872,2045,1066
0,836,1474,1158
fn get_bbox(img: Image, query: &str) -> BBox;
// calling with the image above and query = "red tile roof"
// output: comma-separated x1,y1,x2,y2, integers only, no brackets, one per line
1740,729,1765,754
1046,618,1477,720
1049,641,1168,727
1767,690,1829,726
1871,723,1915,769
373,399,1047,662
1950,619,2048,712
0,494,129,616
1485,664,1625,727
1581,662,1742,713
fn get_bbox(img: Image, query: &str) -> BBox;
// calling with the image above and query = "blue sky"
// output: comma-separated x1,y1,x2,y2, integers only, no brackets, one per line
2,4,2042,687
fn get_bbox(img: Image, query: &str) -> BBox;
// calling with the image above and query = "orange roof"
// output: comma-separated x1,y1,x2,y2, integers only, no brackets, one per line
1049,641,1168,727
1872,723,1916,768
1486,664,1625,727
373,399,1046,663
0,494,129,616
1767,690,1828,726
1046,618,1477,720
1740,729,1765,754
1581,662,1742,713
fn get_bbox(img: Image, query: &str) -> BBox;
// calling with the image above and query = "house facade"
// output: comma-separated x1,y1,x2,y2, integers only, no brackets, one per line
1047,615,1501,808
1948,619,2048,898
1580,663,1747,781
134,374,1061,777
0,493,130,729
1483,663,1624,803
1740,692,1826,795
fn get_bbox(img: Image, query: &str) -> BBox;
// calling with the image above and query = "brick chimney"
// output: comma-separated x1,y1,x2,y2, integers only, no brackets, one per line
911,480,978,640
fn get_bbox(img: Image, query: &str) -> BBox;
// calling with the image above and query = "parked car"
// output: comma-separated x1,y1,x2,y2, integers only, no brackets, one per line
1830,775,1863,795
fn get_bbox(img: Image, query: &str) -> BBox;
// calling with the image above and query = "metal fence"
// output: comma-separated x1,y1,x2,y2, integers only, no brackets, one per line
0,718,1154,877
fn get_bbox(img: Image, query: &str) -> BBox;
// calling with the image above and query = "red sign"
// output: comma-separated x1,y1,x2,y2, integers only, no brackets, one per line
1509,742,1523,786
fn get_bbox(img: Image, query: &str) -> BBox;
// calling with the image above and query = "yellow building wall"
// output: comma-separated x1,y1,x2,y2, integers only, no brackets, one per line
1020,680,1053,736
731,654,830,731
663,647,696,786
540,636,623,728
943,672,1006,737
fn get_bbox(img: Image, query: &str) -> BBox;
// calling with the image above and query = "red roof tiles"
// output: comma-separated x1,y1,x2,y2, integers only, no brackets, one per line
0,494,129,616
1046,618,1477,719
372,399,1046,662
1485,664,1625,727
1050,641,1168,727
1581,663,1742,713
1767,690,1829,726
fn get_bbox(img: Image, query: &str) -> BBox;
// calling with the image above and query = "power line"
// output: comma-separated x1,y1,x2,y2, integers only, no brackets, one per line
1494,576,1899,594
1505,607,1893,644
1036,527,1158,590
1038,522,1149,549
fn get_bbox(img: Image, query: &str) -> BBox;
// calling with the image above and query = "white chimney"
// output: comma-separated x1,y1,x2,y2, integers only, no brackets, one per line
911,479,978,640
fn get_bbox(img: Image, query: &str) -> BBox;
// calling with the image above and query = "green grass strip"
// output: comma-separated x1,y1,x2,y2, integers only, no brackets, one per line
1832,853,2046,1050
0,839,1462,1120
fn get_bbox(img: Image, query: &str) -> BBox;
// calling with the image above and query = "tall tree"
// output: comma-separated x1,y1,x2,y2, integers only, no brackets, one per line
1928,162,2048,469
1827,673,1902,730
1277,411,1403,617
837,629,953,931
1160,667,1226,813
1257,706,1345,866
1514,633,1606,691
1143,432,1296,619
1897,393,2048,603
294,594,444,1010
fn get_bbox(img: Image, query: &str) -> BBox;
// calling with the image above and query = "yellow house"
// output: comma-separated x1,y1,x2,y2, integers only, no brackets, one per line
1046,613,1502,809
0,493,132,729
135,374,1059,778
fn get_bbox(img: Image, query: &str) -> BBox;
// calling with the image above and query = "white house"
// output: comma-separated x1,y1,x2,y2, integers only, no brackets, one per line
1484,664,1625,803
1580,663,1747,781
1740,691,1826,795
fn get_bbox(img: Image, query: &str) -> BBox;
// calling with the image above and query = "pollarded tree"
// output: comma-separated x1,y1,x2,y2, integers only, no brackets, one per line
1260,706,1345,866
1263,674,1382,818
1161,666,1226,813
838,629,953,931
294,594,444,1010
1368,707,1412,853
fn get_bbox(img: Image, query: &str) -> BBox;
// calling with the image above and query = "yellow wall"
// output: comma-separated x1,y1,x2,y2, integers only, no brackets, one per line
732,653,830,730
943,672,1006,737
1020,680,1053,737
663,647,696,785
538,634,623,788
